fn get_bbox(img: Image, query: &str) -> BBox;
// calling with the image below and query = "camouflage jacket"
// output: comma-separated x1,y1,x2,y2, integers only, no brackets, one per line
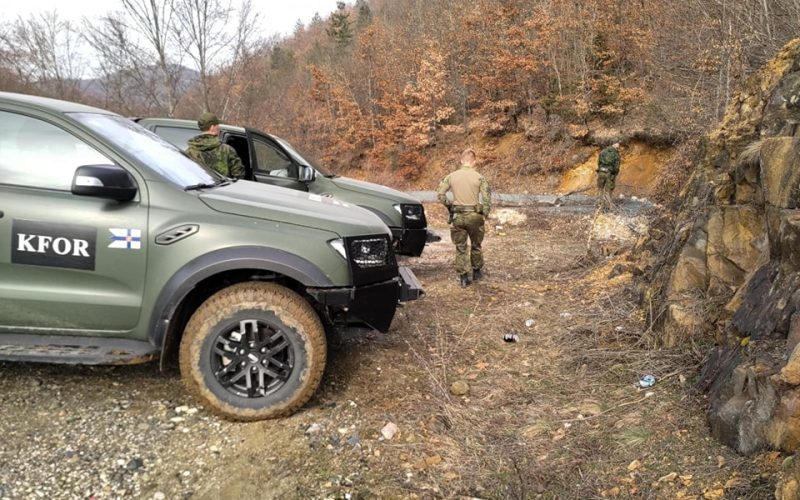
186,133,245,178
436,165,491,216
597,146,620,175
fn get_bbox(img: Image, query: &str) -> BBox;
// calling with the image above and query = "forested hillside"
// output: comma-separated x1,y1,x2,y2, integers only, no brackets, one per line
2,0,800,182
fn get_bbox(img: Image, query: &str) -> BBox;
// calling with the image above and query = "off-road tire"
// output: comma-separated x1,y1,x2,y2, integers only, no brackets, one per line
179,282,326,420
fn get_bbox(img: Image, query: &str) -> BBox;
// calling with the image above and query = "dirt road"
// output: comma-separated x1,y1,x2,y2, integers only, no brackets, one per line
0,206,778,499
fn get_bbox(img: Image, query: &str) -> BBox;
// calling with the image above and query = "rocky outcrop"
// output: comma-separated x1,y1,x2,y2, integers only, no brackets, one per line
643,38,800,456
704,346,779,455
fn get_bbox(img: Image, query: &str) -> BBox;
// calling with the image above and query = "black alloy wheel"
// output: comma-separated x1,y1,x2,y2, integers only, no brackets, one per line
211,319,295,398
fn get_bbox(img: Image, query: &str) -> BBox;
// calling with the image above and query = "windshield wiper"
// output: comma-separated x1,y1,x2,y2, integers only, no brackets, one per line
184,179,230,191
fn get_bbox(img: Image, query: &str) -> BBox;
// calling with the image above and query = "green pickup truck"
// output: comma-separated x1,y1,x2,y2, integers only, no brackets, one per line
135,118,434,256
0,92,422,420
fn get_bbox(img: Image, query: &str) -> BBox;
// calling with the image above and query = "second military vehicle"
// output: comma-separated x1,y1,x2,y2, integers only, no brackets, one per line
136,118,433,256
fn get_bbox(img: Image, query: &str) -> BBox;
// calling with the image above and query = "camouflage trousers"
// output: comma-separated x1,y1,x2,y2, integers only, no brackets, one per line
450,212,485,275
597,171,616,210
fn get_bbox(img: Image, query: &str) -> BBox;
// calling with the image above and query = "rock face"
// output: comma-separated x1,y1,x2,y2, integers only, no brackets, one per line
644,39,800,455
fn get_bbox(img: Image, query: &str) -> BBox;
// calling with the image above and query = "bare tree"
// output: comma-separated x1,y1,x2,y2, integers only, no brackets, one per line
173,0,235,111
1,12,85,99
85,0,185,116
84,14,162,114
122,0,184,115
0,23,28,91
217,0,263,118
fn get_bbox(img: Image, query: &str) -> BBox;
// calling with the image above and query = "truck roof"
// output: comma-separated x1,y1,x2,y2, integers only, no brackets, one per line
0,91,114,115
136,117,246,134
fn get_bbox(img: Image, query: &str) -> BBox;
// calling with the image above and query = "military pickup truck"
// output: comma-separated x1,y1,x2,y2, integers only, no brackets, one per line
0,92,423,420
135,118,434,256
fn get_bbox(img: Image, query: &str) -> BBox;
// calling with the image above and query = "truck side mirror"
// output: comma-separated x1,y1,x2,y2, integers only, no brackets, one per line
72,165,138,202
298,165,316,183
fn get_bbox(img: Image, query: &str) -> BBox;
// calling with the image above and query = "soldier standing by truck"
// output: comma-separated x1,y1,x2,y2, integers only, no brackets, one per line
186,112,245,178
596,142,621,211
436,149,492,288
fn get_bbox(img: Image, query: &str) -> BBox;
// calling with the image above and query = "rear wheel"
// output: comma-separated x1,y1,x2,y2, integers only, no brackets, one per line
179,282,326,420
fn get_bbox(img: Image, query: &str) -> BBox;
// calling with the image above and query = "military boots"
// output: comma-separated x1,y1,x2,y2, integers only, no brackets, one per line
459,273,472,287
472,268,483,281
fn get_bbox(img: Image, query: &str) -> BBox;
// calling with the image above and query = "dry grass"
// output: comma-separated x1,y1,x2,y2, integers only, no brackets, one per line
368,206,779,498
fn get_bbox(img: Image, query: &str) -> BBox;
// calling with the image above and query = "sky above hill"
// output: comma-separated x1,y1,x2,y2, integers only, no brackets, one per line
5,0,337,38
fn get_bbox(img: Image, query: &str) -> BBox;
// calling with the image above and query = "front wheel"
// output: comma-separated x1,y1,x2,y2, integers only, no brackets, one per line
179,282,326,420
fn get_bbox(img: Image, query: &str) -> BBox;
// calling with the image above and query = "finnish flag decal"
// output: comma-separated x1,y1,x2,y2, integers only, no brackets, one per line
108,228,142,249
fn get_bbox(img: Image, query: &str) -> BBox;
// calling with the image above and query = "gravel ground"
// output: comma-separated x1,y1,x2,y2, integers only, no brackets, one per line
0,363,238,499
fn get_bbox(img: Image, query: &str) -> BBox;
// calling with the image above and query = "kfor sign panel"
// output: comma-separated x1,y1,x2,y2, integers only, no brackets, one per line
11,219,97,270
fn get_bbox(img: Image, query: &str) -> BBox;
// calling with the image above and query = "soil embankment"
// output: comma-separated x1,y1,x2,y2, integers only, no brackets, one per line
558,142,673,198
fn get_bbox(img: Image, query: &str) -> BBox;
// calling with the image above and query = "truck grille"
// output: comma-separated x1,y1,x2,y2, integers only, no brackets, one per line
345,235,397,286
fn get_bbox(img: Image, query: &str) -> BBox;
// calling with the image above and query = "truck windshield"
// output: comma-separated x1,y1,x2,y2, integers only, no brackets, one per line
272,135,334,177
70,113,223,188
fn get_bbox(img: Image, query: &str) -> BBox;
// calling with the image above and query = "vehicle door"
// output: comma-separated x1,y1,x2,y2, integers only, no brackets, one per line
0,110,148,335
220,131,255,180
248,130,307,191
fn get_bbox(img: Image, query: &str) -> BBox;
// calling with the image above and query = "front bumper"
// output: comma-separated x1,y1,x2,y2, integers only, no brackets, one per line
308,266,423,333
398,266,423,301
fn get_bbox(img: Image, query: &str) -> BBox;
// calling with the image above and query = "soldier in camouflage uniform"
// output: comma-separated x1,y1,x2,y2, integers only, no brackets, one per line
186,112,245,178
596,142,621,211
436,149,492,287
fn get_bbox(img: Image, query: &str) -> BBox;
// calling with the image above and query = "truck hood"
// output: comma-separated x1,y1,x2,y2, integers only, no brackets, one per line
329,176,421,205
199,181,391,237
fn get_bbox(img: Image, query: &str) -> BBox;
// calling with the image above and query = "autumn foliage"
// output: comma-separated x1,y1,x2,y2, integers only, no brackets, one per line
2,0,799,179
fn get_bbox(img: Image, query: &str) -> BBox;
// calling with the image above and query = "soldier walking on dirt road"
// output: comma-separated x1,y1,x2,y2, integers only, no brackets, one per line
596,142,621,211
436,149,492,288
186,112,245,179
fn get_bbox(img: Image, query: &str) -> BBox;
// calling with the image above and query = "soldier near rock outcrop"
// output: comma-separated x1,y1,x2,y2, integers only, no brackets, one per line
596,142,621,210
186,112,244,178
436,149,492,288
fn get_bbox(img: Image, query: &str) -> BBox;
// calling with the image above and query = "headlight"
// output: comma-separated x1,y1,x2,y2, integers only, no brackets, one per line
329,239,346,260
394,203,422,221
349,237,391,268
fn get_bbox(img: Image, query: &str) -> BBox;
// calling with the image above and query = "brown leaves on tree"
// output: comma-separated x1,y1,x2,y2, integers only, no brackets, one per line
4,0,799,175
